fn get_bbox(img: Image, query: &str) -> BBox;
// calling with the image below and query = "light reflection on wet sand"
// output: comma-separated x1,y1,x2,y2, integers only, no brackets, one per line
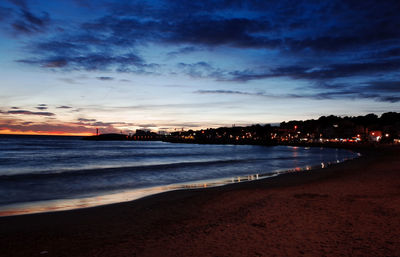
0,156,356,217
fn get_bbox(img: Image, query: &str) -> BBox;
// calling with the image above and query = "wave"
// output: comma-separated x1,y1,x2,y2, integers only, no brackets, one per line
0,159,256,180
0,154,309,180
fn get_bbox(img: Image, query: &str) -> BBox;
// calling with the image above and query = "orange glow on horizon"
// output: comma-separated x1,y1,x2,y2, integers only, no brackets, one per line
0,129,94,136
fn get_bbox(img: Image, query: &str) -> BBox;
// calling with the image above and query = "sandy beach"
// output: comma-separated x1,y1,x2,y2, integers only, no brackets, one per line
1,145,399,257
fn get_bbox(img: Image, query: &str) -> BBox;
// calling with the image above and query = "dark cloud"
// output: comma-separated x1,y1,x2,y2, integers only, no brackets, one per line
196,89,264,97
35,106,47,110
178,62,211,78
7,2,275,71
4,0,51,35
5,110,55,116
178,61,212,69
162,17,276,48
310,91,400,103
12,9,50,35
364,81,400,93
58,78,80,84
79,14,279,49
33,41,86,56
93,0,400,52
0,6,14,21
379,96,400,102
56,105,72,109
7,0,28,9
374,47,400,59
196,85,400,103
278,1,400,53
76,118,136,128
78,118,97,122
137,124,157,128
163,122,205,128
228,59,400,82
195,89,301,100
7,0,400,51
5,0,400,109
195,89,311,100
17,53,147,72
167,46,201,57
72,0,96,8
299,60,400,80
97,76,114,81
177,62,226,79
90,121,117,127
304,79,400,103
316,92,400,103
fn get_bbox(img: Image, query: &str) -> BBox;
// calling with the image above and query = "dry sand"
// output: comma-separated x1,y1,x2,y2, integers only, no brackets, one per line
1,145,399,257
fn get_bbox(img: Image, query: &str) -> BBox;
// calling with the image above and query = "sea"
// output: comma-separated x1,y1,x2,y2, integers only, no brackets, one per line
0,135,359,216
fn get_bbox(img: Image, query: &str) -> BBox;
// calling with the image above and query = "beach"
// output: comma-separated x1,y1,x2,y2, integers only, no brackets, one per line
1,145,399,257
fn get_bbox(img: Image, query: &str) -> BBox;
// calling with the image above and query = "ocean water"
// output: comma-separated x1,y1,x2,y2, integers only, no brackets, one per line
0,135,358,215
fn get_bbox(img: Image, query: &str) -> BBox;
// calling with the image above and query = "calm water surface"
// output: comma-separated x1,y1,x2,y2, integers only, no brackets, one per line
0,135,358,215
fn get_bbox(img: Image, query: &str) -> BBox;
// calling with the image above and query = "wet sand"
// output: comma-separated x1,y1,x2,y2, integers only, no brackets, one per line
1,145,399,257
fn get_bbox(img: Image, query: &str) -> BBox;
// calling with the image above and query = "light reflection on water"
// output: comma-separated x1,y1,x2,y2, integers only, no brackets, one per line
0,157,352,217
0,136,360,216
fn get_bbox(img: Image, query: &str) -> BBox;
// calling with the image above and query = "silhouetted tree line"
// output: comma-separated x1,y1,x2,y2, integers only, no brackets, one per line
280,112,400,142
84,112,400,144
166,112,400,144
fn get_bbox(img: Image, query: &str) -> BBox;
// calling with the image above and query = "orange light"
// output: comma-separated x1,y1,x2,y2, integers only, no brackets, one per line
0,129,93,136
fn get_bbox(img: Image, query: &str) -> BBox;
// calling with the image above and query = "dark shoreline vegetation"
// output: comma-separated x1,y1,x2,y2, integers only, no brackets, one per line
83,112,400,147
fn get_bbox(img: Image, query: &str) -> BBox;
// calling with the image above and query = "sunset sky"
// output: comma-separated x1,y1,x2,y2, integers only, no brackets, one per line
1,0,400,135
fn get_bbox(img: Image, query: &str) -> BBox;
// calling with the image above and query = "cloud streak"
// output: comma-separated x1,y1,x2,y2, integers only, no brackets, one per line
96,76,114,81
17,53,148,72
227,59,400,82
2,110,55,116
195,87,400,103
5,0,51,35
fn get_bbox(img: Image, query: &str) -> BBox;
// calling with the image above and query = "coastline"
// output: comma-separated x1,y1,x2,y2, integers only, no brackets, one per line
0,145,358,217
1,145,399,256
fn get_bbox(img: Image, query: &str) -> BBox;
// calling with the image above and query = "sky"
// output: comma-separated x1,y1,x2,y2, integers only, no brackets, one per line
0,0,400,135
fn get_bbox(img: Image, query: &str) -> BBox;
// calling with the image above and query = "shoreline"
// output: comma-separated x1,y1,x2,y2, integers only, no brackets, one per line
0,145,359,217
1,145,399,256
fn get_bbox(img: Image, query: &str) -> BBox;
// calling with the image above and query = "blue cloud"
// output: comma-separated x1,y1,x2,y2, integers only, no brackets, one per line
2,0,400,104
